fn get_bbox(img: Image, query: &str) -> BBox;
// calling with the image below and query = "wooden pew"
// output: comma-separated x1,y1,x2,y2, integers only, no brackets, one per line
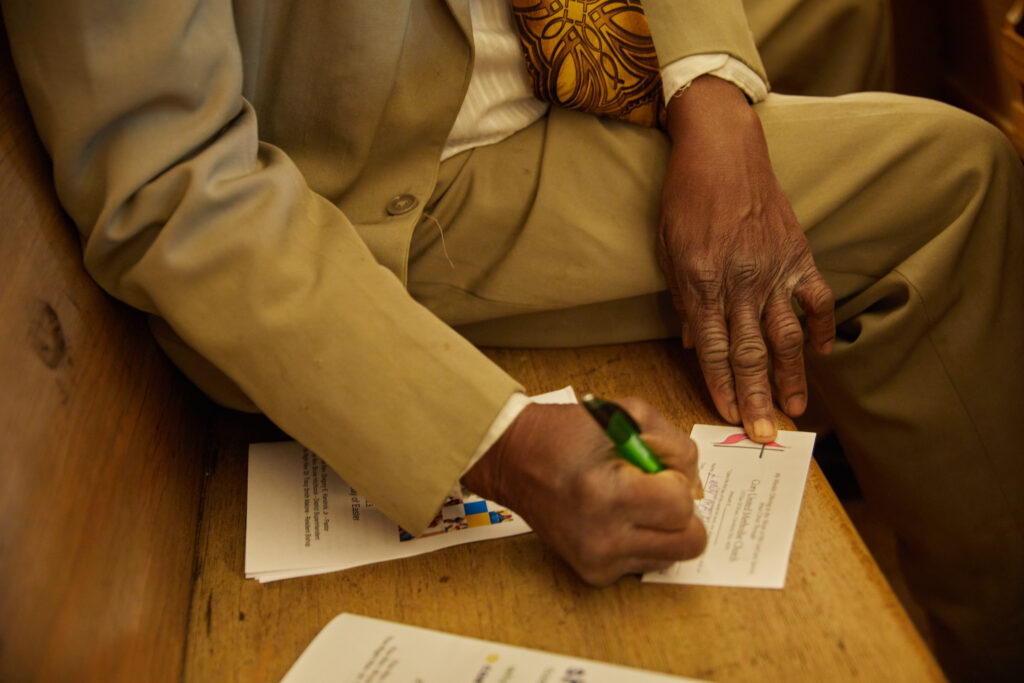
0,23,211,683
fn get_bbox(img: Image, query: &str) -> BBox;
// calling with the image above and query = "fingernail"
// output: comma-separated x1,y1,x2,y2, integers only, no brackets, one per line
753,419,775,442
821,340,834,355
725,404,740,424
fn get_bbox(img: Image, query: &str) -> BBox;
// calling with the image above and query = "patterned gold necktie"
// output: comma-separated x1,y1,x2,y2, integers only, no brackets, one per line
509,0,665,128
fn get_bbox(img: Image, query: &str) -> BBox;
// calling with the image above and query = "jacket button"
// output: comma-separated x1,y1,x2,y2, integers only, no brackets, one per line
386,193,419,216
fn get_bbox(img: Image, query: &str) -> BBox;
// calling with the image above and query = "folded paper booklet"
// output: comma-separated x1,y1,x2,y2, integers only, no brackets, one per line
245,387,577,582
642,424,816,589
281,613,706,682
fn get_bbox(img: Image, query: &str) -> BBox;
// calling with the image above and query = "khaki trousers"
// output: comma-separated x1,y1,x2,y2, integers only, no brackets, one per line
745,0,894,94
408,92,1024,680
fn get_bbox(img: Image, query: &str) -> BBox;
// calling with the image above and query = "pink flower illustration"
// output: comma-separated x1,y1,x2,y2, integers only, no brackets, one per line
716,432,784,449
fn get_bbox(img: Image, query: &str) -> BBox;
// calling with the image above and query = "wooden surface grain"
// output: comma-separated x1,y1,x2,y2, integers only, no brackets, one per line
184,343,945,682
0,24,210,683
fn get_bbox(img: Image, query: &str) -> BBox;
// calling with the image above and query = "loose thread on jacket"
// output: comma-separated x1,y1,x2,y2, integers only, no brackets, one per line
422,211,455,270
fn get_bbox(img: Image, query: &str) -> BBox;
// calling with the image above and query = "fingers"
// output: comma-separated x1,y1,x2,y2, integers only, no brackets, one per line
626,524,707,563
640,430,702,500
477,402,708,587
678,254,831,439
794,269,836,355
574,523,708,586
565,467,708,586
617,398,701,495
608,463,695,530
725,299,778,442
688,284,741,425
763,291,807,418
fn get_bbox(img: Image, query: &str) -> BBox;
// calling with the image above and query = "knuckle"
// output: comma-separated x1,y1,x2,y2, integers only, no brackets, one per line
685,270,723,304
696,330,731,369
605,477,641,510
799,276,835,312
677,440,699,470
724,278,760,302
810,283,834,310
768,319,805,360
739,387,772,412
729,334,768,373
706,371,736,397
725,260,761,288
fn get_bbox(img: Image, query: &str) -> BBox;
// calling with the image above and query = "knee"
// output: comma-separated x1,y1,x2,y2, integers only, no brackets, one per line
949,105,1018,162
902,100,1024,279
910,100,1021,198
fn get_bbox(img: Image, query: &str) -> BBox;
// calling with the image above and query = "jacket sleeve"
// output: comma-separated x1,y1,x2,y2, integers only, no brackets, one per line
2,0,522,534
644,0,768,86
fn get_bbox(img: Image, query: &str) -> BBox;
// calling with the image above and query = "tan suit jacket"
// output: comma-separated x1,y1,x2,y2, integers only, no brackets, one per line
3,0,766,532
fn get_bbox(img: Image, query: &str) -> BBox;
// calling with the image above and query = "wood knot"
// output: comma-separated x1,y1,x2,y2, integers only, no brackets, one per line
29,300,67,369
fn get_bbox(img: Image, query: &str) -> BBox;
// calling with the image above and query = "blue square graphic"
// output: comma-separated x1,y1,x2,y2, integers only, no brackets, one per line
463,500,488,515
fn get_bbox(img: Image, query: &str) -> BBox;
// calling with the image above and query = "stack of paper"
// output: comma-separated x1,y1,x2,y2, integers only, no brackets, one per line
282,613,706,682
244,387,577,582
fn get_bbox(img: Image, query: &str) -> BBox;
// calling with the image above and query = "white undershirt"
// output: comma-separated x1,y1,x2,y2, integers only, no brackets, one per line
447,0,768,475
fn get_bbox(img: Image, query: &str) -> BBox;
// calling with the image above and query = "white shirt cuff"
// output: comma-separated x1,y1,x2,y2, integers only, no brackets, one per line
661,53,768,104
458,391,533,484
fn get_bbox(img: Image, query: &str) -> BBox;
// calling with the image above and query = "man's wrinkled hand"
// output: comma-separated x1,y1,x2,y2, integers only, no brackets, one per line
462,400,706,586
657,76,835,443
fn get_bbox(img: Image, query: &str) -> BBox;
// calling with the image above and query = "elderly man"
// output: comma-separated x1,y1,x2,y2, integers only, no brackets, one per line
4,1,1020,679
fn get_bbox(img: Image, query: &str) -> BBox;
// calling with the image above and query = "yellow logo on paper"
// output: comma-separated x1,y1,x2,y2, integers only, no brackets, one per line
486,654,500,664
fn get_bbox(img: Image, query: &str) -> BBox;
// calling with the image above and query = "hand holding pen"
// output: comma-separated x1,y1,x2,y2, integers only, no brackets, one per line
462,397,707,585
582,393,704,500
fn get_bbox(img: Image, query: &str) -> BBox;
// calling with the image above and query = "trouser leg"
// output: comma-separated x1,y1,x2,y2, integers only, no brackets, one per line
745,0,894,94
409,92,1024,679
760,94,1024,681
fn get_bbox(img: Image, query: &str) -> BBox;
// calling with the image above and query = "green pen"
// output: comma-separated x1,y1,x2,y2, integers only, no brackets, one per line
581,393,664,473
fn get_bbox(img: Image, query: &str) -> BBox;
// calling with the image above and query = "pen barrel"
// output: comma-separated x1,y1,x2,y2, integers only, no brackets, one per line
615,433,664,473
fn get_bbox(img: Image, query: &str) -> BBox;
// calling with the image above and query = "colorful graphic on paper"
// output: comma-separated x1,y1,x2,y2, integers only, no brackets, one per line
714,432,786,458
398,489,515,542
